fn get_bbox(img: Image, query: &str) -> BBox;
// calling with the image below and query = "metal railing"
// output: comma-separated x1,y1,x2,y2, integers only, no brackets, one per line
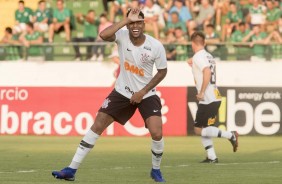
0,42,281,61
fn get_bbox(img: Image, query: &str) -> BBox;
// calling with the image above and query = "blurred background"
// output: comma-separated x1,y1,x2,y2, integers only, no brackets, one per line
0,1,282,183
0,0,281,137
0,0,281,61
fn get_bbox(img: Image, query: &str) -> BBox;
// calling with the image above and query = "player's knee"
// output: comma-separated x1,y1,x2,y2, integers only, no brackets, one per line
151,132,163,141
194,127,202,136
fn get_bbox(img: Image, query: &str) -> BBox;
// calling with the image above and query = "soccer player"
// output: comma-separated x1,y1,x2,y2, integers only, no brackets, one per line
188,31,238,163
52,8,167,182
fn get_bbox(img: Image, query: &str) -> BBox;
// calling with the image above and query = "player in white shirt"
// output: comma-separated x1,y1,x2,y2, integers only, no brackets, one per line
189,31,238,163
52,9,167,182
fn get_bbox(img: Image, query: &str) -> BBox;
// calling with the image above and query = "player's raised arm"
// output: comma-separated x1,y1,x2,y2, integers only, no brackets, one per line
99,8,144,42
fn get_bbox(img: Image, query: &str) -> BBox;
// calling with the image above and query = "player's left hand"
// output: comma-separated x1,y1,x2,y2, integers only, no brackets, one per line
130,90,146,104
196,92,204,101
187,58,193,67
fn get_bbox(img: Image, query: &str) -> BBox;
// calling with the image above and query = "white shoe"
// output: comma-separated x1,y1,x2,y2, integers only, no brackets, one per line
90,54,97,61
74,57,81,61
97,55,104,62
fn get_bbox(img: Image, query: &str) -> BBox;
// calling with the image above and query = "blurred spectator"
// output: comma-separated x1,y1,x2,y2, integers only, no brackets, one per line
164,32,177,61
92,13,113,62
143,0,165,39
188,0,215,33
242,24,268,61
231,22,252,60
165,12,187,35
204,24,222,59
221,2,243,41
14,0,34,34
109,0,127,22
213,0,231,31
0,27,21,60
174,27,188,61
247,0,266,26
19,22,44,61
102,0,114,13
33,0,51,32
264,30,282,61
1,27,19,45
72,10,100,61
279,16,282,34
49,0,72,42
165,0,192,30
265,0,281,25
273,0,282,9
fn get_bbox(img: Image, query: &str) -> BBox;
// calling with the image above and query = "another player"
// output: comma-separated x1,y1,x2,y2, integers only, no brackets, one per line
188,31,238,163
52,8,167,182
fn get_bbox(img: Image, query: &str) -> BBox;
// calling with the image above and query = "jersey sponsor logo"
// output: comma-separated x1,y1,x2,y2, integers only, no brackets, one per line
208,117,216,126
125,86,134,95
101,98,111,109
144,46,151,51
124,61,144,76
140,53,150,63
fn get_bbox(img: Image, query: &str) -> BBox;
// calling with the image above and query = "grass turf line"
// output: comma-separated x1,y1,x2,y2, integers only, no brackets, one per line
0,136,281,184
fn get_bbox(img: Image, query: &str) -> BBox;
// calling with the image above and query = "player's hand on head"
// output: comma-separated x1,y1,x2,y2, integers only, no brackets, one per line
127,8,144,23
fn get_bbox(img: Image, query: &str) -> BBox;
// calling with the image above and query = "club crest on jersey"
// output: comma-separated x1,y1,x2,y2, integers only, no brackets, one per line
101,98,111,109
140,53,150,63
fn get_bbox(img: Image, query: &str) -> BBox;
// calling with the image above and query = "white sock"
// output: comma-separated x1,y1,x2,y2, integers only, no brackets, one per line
69,130,100,169
201,136,217,160
151,138,164,169
202,126,232,139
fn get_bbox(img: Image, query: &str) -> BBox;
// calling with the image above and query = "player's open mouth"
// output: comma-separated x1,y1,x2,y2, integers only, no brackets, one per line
132,29,139,33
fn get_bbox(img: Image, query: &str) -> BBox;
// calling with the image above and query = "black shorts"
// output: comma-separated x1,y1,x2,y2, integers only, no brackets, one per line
194,101,221,128
55,24,74,33
99,89,162,125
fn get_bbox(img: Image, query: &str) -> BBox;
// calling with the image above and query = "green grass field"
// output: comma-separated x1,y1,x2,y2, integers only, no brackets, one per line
0,136,281,184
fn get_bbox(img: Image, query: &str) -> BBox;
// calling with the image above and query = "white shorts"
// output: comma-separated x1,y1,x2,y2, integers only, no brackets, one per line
14,23,27,33
34,22,49,32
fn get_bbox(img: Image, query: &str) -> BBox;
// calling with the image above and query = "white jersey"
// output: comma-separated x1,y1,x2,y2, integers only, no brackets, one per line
192,49,221,104
114,29,167,99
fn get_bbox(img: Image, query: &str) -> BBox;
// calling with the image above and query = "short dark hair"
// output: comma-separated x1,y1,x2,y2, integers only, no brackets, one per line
239,22,245,26
175,27,182,31
88,9,95,14
100,13,107,18
38,0,45,4
206,24,214,29
191,31,205,45
19,0,24,4
230,2,236,6
5,27,12,34
126,9,145,19
171,11,179,16
26,22,34,29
